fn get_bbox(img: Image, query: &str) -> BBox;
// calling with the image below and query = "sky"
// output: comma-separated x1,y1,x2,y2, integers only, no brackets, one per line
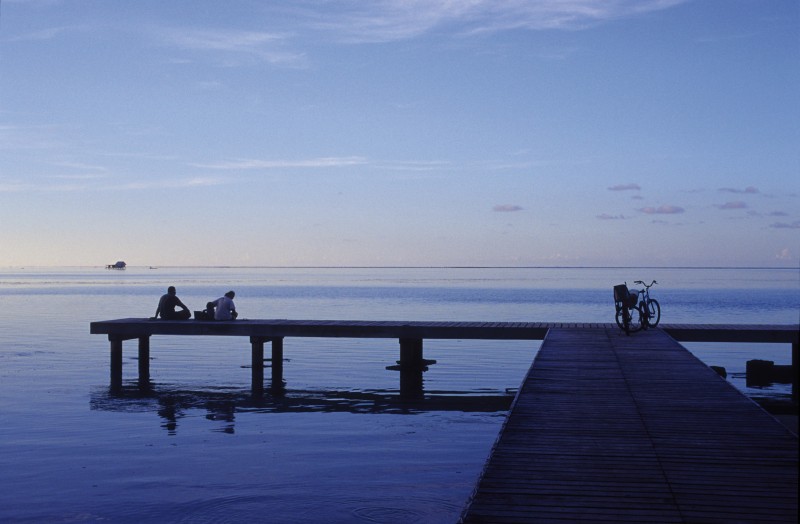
1,0,798,268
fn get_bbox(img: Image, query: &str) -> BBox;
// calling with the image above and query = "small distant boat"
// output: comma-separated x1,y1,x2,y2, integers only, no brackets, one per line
106,261,126,270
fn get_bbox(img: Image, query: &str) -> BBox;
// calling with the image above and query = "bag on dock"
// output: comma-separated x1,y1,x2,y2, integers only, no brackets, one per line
194,302,217,321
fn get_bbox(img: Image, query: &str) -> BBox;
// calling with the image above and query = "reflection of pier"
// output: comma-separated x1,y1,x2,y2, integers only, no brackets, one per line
90,386,515,434
90,319,798,400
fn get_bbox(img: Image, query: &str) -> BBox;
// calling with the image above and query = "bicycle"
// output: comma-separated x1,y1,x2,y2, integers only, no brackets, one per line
614,282,643,335
633,280,660,329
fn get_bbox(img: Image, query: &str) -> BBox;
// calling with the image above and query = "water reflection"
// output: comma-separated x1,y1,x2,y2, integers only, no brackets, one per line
91,384,514,435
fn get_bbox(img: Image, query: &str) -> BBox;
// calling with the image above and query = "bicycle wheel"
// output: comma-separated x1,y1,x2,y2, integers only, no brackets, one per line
615,307,626,331
628,305,643,332
615,306,642,334
646,299,661,327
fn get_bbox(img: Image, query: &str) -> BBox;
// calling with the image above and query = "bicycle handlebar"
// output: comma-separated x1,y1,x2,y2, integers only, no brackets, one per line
633,280,657,288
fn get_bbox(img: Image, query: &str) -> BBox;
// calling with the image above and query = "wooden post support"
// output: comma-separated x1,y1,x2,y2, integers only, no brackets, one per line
250,337,265,396
792,340,798,404
399,338,423,368
386,338,437,399
110,336,123,391
271,337,284,392
138,336,150,385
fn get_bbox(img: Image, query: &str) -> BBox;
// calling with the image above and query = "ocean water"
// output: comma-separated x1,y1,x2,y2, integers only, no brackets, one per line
0,266,797,523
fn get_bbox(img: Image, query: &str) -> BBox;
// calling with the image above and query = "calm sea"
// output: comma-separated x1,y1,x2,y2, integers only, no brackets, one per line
0,266,797,523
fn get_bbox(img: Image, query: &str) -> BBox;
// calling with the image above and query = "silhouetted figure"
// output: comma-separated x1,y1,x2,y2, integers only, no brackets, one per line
202,301,217,320
211,290,237,320
153,286,191,320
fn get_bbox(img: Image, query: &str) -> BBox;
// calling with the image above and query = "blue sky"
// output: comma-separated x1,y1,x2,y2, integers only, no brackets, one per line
1,0,798,267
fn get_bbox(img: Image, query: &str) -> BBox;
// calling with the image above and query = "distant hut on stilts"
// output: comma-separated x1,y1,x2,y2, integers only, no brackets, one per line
106,261,126,270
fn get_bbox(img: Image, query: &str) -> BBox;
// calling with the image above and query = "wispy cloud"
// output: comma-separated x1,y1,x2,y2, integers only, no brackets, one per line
639,205,685,215
493,204,523,212
719,186,759,194
0,124,66,150
608,183,641,191
50,161,108,172
156,27,305,66
374,160,453,172
111,177,231,190
596,213,629,220
5,24,91,43
770,221,800,230
716,201,747,210
50,173,107,181
0,175,229,192
306,0,691,42
0,180,89,192
192,156,368,170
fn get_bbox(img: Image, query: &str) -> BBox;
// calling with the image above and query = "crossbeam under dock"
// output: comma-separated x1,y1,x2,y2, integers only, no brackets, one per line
460,327,798,523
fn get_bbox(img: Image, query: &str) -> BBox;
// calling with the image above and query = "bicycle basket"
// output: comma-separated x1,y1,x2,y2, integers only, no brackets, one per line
613,284,637,307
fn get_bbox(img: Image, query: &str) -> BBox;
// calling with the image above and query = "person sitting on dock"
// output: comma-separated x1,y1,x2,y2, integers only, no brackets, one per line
211,290,238,321
153,286,191,320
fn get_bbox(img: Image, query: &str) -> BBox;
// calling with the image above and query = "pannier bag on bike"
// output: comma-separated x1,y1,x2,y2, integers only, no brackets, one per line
614,284,637,308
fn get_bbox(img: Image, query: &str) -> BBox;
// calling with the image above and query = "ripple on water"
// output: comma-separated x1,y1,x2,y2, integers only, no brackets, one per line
351,504,427,523
136,494,461,524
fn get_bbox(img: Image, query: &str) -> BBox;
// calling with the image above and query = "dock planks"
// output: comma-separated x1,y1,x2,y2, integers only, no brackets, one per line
460,327,798,523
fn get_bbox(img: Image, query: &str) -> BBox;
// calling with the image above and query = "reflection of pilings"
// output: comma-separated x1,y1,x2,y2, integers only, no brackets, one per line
92,386,514,433
92,386,514,417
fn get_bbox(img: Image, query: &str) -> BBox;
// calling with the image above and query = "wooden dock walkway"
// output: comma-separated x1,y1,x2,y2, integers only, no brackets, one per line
461,327,798,523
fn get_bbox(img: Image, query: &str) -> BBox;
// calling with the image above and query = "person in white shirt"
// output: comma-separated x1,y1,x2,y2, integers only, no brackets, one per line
211,290,238,320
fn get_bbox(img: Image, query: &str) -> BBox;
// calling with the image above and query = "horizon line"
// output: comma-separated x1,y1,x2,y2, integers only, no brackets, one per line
3,264,798,271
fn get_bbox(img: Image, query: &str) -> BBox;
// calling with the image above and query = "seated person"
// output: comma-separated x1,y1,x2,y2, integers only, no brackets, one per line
202,301,216,320
153,286,191,320
211,290,238,320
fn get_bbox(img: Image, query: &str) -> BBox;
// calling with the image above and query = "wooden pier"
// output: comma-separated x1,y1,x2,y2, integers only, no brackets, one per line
460,327,798,523
90,319,797,398
90,318,552,396
91,319,797,520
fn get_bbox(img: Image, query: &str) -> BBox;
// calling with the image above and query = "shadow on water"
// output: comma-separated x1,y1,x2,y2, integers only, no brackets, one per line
90,383,515,434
